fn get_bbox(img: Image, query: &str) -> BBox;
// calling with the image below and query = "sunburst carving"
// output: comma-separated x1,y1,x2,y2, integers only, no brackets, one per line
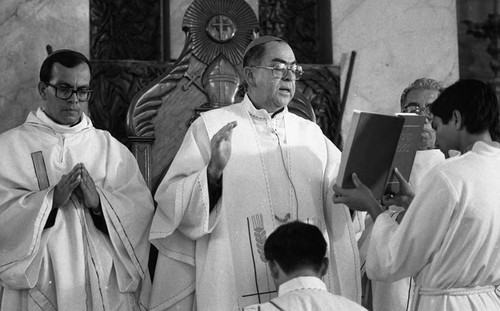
183,0,259,65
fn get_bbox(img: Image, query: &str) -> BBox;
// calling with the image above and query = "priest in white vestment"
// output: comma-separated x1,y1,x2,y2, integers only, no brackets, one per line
149,36,361,311
0,50,154,310
333,79,500,311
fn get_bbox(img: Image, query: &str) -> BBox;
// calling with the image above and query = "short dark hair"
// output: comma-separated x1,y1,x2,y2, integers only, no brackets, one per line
39,49,91,83
431,79,499,135
264,221,327,274
243,37,285,68
243,43,265,68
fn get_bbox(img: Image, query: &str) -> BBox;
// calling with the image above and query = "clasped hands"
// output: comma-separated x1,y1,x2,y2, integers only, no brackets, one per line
53,163,101,214
332,168,415,221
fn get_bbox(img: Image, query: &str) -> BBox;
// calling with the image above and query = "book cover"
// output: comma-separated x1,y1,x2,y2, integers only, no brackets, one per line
384,113,426,195
337,110,405,199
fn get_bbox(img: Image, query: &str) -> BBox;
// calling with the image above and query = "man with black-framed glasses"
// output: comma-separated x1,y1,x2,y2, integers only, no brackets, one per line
150,36,361,311
44,81,93,102
0,49,154,310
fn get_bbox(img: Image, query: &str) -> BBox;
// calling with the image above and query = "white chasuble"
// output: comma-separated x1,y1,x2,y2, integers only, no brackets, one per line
0,109,154,311
150,96,360,311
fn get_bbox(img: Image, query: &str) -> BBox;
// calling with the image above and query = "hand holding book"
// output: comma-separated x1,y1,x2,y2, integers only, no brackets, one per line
332,173,384,221
336,111,424,200
382,167,415,209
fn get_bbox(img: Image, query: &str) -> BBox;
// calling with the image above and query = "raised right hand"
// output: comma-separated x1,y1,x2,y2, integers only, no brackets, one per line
207,121,238,181
52,163,82,209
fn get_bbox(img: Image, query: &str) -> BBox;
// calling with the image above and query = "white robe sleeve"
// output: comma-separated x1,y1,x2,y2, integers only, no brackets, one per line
96,142,155,291
148,118,223,311
0,187,54,289
150,117,223,246
324,137,362,303
366,169,457,282
0,124,59,289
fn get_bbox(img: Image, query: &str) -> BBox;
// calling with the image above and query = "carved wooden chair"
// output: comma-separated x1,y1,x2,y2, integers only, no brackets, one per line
126,0,324,193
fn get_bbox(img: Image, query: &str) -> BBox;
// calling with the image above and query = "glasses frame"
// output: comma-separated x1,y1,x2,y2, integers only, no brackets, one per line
251,63,303,80
402,104,433,121
45,82,93,101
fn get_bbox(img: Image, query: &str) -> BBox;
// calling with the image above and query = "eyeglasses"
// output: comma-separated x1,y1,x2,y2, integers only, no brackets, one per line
402,104,432,120
45,82,93,101
251,63,303,80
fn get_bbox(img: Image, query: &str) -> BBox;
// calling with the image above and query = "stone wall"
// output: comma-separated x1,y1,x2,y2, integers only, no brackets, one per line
0,0,472,141
332,0,459,146
0,0,89,134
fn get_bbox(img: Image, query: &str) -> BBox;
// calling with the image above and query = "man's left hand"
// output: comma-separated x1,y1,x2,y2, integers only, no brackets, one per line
332,173,383,220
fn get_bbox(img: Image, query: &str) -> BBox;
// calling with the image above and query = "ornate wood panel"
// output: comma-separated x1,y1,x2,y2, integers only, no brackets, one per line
127,0,259,190
259,0,332,64
90,0,162,61
89,0,342,189
89,61,172,145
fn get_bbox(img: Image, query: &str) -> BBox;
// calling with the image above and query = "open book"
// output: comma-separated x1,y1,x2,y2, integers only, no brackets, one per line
337,110,425,199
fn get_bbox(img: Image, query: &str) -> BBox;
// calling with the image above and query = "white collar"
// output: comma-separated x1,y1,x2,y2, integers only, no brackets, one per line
471,140,500,154
242,95,288,121
26,107,93,134
278,276,327,296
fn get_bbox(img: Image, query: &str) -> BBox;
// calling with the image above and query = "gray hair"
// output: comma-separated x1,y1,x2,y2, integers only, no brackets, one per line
400,78,444,107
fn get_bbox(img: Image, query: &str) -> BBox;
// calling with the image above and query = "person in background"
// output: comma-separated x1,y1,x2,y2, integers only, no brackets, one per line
399,78,447,188
0,49,154,310
357,78,446,310
148,36,360,311
400,78,442,149
244,221,367,311
334,79,500,310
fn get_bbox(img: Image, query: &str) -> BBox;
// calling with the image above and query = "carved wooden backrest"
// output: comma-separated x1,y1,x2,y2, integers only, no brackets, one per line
126,0,338,192
127,0,259,191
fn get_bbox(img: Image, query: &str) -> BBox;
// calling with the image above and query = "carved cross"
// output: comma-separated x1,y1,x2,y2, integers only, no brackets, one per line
182,72,203,91
207,15,235,43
